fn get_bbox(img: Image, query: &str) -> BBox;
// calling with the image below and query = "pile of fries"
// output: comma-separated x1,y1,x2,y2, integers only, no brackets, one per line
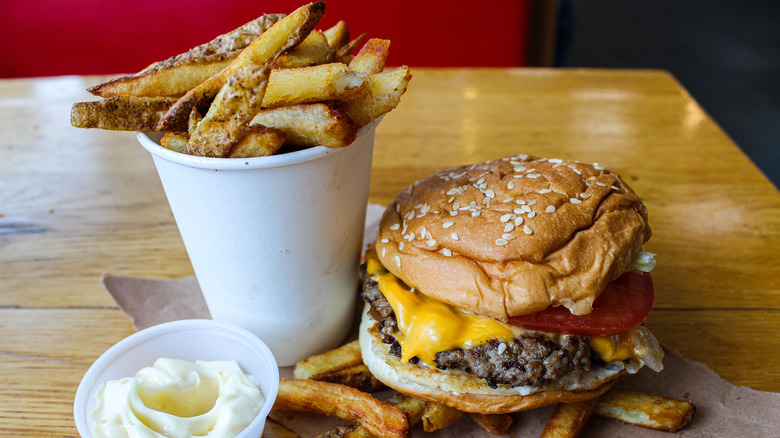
71,1,411,158
267,340,695,437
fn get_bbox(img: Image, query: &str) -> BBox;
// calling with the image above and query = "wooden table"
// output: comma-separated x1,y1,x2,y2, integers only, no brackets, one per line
1,69,778,436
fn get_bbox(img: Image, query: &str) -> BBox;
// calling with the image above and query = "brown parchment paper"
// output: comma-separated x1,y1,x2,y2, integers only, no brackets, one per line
102,204,780,437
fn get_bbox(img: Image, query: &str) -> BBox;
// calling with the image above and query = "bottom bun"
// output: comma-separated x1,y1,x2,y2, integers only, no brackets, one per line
359,304,628,414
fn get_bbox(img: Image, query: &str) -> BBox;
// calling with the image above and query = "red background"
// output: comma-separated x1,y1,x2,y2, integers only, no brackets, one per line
0,0,532,78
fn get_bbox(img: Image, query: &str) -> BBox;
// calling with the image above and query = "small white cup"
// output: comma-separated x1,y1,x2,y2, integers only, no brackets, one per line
137,120,379,365
74,319,279,438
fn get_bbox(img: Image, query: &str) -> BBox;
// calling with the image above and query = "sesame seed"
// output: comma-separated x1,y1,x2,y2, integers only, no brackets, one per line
514,166,527,172
477,177,485,185
545,205,556,213
580,192,591,199
421,204,430,214
528,211,536,218
516,199,526,205
381,247,386,257
497,342,507,355
447,188,459,196
503,233,516,240
513,208,523,215
495,238,509,246
416,213,425,218
404,233,415,241
514,216,524,226
482,197,491,205
595,182,607,187
381,238,390,243
504,223,515,232
514,174,524,178
549,158,562,164
593,163,604,170
415,204,423,209
612,185,620,190
570,198,582,204
451,232,459,240
527,174,541,179
571,168,582,175
500,213,513,223
528,200,537,206
443,221,454,229
453,202,460,210
419,226,427,239
448,196,455,203
522,205,532,213
485,189,495,198
507,181,515,190
442,248,452,257
523,225,533,235
427,239,436,247
399,242,405,250
449,210,458,216
471,210,481,217
539,188,552,194
395,204,401,213
395,255,401,267
405,211,414,220
390,224,400,230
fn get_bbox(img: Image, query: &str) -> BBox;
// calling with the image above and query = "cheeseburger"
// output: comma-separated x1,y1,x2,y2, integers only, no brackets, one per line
359,155,663,414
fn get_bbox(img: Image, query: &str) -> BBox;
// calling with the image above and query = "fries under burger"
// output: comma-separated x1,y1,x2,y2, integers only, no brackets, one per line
360,155,664,414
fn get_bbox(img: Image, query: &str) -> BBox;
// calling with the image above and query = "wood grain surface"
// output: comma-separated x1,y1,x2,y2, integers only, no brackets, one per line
1,69,778,436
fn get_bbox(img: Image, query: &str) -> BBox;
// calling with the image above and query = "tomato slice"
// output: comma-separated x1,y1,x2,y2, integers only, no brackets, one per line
508,271,654,337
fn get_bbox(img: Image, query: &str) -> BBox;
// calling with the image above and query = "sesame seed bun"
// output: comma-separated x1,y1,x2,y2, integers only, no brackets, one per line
374,155,651,321
359,305,627,414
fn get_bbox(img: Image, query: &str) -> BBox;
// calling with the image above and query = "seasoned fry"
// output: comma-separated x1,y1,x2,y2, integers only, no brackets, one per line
468,413,514,436
227,125,286,158
70,96,177,131
252,103,357,148
272,30,334,68
294,339,364,379
336,34,367,61
540,398,600,438
160,132,189,153
594,387,695,432
263,63,366,108
187,64,271,157
157,1,326,132
421,402,466,432
274,379,410,438
338,65,411,126
88,14,285,98
314,394,427,438
323,20,350,51
348,38,391,74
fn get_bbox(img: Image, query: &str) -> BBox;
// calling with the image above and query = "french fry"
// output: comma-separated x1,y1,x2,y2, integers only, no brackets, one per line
315,394,427,438
274,379,410,438
160,132,189,153
227,125,286,158
294,339,364,379
323,20,350,51
336,33,367,62
594,388,695,432
157,1,326,132
468,413,514,436
187,64,271,157
348,39,391,74
308,364,385,393
338,65,412,126
540,398,600,438
272,30,334,68
263,63,367,108
70,96,177,131
421,402,466,432
252,103,357,148
88,14,284,98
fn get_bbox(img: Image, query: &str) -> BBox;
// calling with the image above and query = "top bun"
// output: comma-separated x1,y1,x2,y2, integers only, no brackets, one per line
375,155,651,321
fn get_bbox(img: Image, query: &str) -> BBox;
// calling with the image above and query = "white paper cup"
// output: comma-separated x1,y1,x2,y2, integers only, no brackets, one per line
74,319,279,438
137,120,379,365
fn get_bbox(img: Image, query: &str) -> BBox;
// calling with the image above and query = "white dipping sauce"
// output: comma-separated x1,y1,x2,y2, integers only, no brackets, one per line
91,358,264,438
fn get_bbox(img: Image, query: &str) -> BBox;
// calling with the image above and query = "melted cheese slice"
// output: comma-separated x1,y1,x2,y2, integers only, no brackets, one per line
366,249,648,367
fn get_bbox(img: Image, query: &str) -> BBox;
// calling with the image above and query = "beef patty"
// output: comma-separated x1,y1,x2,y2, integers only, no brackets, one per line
361,266,595,388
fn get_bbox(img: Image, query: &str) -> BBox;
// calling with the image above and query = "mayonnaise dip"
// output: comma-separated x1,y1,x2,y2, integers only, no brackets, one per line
90,358,264,438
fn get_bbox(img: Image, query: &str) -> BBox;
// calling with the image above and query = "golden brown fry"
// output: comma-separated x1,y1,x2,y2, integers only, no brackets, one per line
252,103,357,148
263,63,366,108
157,1,326,132
227,125,285,158
274,379,410,438
88,14,284,98
188,107,203,136
187,64,270,157
338,65,412,126
263,417,301,438
594,388,695,432
336,33,367,61
468,413,514,436
348,39,391,74
540,398,600,438
272,30,334,68
421,402,466,432
294,339,363,379
160,132,189,153
323,20,350,51
70,96,177,131
309,364,385,393
315,394,427,438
